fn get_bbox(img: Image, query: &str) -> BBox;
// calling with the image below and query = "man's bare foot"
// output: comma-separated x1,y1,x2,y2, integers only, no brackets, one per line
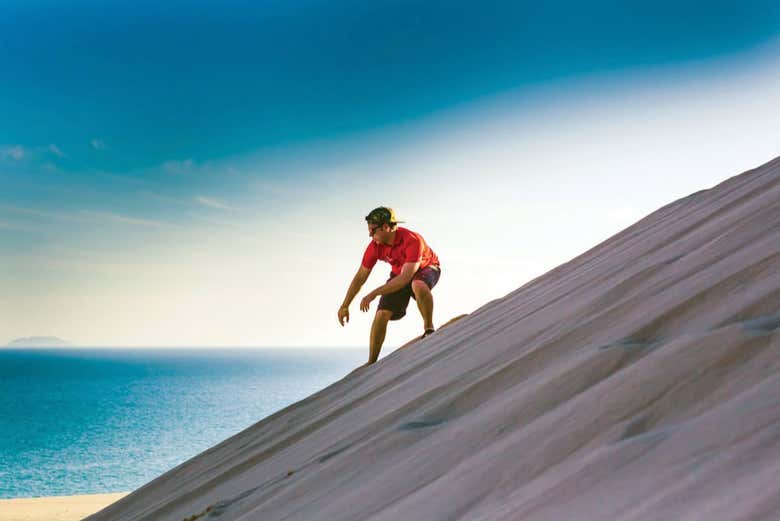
347,362,373,376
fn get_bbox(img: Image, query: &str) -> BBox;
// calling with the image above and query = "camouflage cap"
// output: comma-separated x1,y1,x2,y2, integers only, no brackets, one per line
365,206,405,225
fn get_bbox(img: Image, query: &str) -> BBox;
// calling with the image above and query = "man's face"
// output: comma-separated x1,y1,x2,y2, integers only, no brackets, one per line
368,222,387,243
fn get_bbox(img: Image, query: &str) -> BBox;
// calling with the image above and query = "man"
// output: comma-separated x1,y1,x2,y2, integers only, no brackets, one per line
338,207,441,367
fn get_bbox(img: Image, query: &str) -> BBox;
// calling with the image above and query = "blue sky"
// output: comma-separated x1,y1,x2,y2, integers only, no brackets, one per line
2,1,780,347
3,0,779,171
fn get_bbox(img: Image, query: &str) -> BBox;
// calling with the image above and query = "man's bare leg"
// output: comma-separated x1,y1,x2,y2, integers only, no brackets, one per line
412,280,434,331
368,309,394,364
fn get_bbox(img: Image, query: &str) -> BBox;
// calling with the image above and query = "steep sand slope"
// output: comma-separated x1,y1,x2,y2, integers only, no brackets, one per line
89,156,780,521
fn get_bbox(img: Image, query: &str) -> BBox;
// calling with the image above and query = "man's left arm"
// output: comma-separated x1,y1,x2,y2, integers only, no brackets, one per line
359,262,420,311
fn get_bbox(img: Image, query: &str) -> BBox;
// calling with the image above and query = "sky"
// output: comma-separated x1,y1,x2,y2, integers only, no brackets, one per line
2,0,780,349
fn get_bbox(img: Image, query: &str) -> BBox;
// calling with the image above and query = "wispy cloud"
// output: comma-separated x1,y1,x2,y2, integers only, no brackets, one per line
80,210,180,229
0,219,43,232
0,205,179,229
91,138,108,150
0,205,85,223
42,162,62,173
186,212,244,230
142,191,192,207
94,171,147,186
195,196,235,210
1,145,25,161
163,158,194,175
48,144,67,158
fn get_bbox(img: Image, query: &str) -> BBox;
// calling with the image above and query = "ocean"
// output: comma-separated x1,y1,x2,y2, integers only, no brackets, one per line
0,348,363,499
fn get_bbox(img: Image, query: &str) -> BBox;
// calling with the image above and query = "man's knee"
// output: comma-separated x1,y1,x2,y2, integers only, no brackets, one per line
411,280,432,298
374,309,394,322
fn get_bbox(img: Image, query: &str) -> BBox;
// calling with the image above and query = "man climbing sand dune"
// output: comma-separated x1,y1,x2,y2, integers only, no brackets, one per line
338,207,441,369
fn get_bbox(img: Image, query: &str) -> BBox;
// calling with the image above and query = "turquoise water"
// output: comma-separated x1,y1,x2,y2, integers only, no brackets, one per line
0,348,362,499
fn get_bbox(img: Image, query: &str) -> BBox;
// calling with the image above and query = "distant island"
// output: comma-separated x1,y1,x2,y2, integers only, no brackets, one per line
5,336,73,348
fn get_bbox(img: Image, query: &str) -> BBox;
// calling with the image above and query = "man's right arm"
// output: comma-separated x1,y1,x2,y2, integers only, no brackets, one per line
341,265,371,309
338,265,371,326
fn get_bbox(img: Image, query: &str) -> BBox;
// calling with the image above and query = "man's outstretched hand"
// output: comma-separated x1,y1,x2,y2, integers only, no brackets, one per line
338,306,349,326
360,292,377,312
339,306,349,326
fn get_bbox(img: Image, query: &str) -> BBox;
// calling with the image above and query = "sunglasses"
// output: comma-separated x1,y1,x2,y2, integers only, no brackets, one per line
369,223,385,235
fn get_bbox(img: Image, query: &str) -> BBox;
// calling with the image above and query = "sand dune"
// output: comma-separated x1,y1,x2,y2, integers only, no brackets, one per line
88,156,780,521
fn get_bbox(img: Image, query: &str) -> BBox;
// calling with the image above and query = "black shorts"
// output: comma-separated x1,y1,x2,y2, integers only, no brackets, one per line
377,265,441,321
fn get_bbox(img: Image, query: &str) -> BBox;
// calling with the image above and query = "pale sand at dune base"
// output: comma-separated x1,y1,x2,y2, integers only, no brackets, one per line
0,493,127,521
88,156,779,520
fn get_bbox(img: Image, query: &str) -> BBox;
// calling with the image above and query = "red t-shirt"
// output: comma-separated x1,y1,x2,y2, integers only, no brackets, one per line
361,227,440,275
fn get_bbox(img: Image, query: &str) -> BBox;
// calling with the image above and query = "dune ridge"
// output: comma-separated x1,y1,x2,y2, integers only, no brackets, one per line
89,156,780,521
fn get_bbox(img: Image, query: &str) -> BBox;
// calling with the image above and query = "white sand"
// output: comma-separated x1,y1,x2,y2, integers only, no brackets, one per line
87,156,780,520
0,493,127,521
